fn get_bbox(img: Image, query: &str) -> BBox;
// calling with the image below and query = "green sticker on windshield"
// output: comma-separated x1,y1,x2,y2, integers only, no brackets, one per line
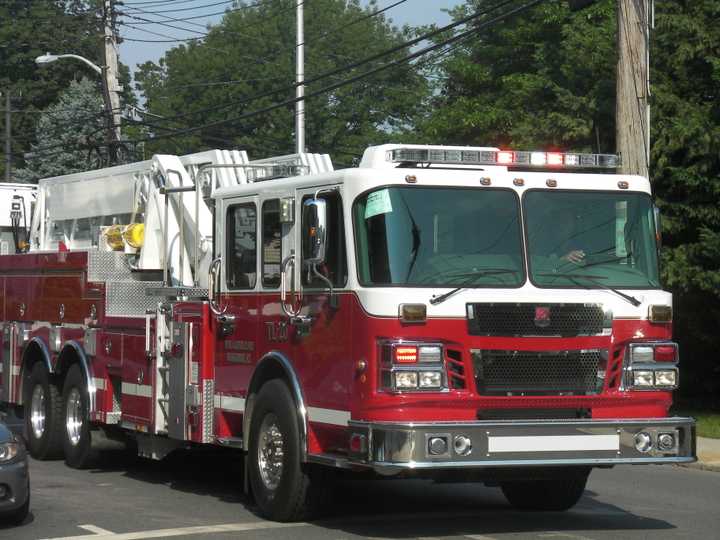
364,189,393,219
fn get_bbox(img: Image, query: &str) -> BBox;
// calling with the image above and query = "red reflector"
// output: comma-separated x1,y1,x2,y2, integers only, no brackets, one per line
497,151,514,164
547,153,563,166
654,345,677,362
350,433,366,453
395,346,418,363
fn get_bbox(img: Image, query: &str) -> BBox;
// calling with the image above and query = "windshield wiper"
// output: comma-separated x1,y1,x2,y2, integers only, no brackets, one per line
429,268,519,305
538,272,642,307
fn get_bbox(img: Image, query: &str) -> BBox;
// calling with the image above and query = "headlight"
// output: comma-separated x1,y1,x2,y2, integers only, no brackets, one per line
0,442,19,462
633,370,654,387
394,371,418,389
418,371,442,388
654,370,678,387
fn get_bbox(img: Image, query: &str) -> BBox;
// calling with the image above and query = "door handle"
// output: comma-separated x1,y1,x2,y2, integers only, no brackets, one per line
208,257,226,315
280,251,303,318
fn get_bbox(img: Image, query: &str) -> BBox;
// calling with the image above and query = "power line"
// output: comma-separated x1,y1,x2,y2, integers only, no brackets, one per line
127,0,409,90
133,0,518,126
125,0,546,145
121,0,248,16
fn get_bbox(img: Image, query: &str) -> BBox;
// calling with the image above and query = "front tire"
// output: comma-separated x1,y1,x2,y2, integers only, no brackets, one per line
62,364,95,469
501,469,590,511
248,379,329,521
23,363,63,460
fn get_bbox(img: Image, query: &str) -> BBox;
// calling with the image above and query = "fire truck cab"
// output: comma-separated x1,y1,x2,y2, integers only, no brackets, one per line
0,144,695,521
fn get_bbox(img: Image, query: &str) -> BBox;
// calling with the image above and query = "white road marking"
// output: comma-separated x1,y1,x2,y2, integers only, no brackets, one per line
465,535,499,540
40,520,307,540
539,533,595,540
78,525,114,535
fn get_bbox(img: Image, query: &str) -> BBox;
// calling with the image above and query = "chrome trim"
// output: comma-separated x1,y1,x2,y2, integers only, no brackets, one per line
369,456,696,472
84,328,98,357
49,326,62,353
245,351,308,461
346,417,696,475
59,341,97,414
24,337,53,375
202,379,214,443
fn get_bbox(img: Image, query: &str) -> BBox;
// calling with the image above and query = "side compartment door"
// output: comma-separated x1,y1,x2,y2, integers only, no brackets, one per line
212,196,260,434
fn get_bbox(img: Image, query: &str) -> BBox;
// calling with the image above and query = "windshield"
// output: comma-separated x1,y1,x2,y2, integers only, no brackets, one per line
524,190,659,288
353,187,524,287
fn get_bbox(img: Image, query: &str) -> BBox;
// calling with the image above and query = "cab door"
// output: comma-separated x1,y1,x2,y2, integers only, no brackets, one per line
287,186,352,449
212,196,260,412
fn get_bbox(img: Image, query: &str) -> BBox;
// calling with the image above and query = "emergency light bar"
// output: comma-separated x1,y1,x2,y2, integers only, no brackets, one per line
387,148,621,169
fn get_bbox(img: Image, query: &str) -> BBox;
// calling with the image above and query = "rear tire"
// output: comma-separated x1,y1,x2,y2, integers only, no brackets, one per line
23,363,63,460
62,364,95,469
247,379,330,521
501,469,590,511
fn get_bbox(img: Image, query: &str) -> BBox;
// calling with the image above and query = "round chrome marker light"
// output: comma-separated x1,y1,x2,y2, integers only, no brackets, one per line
634,432,652,453
453,435,472,456
657,433,675,452
428,437,448,456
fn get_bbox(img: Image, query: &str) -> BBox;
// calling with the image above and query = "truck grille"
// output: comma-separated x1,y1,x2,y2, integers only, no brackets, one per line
466,303,608,337
471,349,605,396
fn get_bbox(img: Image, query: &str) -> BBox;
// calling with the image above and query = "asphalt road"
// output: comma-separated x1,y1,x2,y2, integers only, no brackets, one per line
1,445,719,540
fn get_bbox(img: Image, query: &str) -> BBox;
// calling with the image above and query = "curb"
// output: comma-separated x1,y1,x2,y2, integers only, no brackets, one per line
678,462,720,473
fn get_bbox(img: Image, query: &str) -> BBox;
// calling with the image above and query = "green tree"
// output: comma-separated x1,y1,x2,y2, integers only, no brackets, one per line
650,1,720,406
14,77,107,182
134,0,428,164
417,0,615,151
0,0,135,180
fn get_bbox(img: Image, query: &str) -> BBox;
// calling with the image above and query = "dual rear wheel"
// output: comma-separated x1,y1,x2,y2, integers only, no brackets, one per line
23,363,94,468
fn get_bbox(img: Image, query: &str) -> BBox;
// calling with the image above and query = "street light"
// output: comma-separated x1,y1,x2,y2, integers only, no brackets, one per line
35,52,102,75
34,52,122,163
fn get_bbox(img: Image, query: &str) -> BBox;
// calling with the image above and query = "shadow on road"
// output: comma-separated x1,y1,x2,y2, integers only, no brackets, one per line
78,449,675,537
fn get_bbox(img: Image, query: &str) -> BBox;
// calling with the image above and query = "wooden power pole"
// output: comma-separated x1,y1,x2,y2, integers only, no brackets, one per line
3,90,10,182
102,0,122,160
616,0,651,178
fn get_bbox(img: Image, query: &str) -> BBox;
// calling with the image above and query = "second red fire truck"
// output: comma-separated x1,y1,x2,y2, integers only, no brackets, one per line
0,144,695,520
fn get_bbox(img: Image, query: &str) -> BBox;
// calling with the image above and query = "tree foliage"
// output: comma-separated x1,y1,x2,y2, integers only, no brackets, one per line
0,0,134,181
417,0,616,152
649,1,720,404
134,0,428,164
420,0,720,404
14,78,106,182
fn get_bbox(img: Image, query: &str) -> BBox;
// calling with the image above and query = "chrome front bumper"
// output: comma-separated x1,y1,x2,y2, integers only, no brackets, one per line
346,417,696,475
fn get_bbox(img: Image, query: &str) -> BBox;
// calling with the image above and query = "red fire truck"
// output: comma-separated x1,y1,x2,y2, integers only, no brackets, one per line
0,144,695,521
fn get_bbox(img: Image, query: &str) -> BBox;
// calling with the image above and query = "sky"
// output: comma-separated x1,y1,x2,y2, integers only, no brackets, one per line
118,0,462,74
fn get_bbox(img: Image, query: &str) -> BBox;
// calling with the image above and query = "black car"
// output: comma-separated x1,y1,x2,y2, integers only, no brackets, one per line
0,420,29,525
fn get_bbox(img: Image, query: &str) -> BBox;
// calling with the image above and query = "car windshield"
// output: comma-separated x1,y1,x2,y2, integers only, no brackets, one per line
353,187,524,287
524,190,659,288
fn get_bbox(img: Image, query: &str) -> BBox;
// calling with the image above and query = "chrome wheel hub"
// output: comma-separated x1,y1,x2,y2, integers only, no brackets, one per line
257,414,284,490
65,388,83,446
30,385,46,440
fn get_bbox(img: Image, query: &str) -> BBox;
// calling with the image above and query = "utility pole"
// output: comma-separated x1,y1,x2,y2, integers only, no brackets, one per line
102,0,122,161
3,90,11,182
616,0,651,178
295,0,305,154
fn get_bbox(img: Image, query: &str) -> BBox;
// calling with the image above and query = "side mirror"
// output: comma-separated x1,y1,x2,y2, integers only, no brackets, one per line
302,198,328,266
653,205,662,249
